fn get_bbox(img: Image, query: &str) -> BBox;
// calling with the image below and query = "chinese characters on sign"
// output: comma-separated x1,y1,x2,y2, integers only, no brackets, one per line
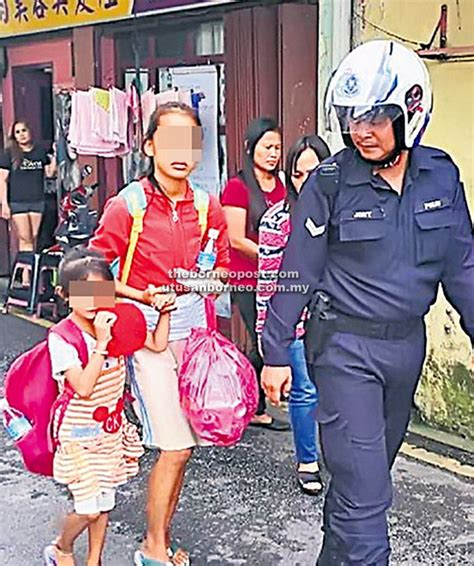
0,1,232,37
52,0,68,15
0,0,9,23
0,0,128,35
75,0,93,15
14,0,28,22
33,0,48,19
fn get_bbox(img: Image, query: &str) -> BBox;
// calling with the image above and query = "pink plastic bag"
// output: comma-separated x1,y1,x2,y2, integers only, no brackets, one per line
179,298,258,446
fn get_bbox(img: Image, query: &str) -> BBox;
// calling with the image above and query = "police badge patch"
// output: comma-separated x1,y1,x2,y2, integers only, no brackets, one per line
337,72,360,98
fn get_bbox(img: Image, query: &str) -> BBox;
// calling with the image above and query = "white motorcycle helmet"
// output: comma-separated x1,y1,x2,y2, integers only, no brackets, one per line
325,40,433,165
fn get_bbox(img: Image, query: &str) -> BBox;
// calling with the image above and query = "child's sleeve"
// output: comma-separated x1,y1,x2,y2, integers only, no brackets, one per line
48,333,83,383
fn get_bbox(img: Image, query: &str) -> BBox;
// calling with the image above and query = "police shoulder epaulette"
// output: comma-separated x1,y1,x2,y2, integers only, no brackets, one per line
424,146,460,176
416,146,460,191
420,145,453,164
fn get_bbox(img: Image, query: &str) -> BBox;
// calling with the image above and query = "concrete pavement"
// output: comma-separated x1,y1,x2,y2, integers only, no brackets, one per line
0,314,472,565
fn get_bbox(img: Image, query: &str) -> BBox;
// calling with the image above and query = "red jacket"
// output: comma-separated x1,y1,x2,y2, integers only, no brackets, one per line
89,177,230,290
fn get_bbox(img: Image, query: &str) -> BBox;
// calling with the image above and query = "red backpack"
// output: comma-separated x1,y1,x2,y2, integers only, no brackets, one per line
5,318,88,476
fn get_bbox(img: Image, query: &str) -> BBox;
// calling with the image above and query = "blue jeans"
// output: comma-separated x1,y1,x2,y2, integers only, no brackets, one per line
288,339,319,464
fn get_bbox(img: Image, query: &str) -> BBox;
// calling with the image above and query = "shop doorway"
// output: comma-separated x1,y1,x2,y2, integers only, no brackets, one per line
12,66,57,251
12,66,54,148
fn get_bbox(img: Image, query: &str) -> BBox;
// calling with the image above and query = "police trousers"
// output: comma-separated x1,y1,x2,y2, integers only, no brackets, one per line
310,320,426,565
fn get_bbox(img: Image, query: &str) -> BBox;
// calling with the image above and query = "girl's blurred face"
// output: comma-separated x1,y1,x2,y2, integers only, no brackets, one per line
68,273,115,321
13,123,32,147
252,131,281,173
144,111,202,180
291,148,320,193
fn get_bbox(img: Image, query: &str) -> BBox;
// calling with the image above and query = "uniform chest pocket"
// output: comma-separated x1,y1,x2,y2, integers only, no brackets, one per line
414,200,454,265
339,207,386,242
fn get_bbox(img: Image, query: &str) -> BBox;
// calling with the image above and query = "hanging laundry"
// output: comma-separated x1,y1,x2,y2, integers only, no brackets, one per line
178,90,192,106
141,89,157,134
155,89,191,108
142,88,192,133
53,90,81,198
127,82,141,128
155,89,179,106
111,88,129,148
69,88,130,158
121,87,195,184
91,88,114,146
124,82,148,184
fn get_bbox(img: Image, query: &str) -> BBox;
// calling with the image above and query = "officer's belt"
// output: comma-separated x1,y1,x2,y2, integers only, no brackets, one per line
326,311,421,340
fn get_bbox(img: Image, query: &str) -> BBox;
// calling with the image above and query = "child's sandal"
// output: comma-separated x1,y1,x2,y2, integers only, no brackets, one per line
134,549,173,566
169,544,190,566
44,543,75,566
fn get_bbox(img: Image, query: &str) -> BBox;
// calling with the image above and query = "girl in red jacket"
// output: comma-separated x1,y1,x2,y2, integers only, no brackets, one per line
89,102,229,566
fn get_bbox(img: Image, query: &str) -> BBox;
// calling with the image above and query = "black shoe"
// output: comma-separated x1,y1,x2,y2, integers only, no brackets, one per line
297,468,324,496
316,537,349,566
249,418,290,431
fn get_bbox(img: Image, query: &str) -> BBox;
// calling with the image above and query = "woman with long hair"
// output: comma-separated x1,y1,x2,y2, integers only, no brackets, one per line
221,117,288,430
0,120,56,255
89,102,230,566
256,135,331,495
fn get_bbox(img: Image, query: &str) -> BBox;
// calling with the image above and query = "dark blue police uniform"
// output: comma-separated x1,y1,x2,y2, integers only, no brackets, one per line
262,146,473,565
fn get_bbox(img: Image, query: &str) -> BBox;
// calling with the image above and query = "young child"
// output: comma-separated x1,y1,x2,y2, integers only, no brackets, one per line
44,248,175,566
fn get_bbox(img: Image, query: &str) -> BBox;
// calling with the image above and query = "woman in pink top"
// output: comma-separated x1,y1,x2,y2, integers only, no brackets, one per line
221,117,287,429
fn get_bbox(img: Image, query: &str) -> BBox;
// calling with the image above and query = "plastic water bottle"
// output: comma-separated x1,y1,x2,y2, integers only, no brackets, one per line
0,399,32,441
197,229,219,272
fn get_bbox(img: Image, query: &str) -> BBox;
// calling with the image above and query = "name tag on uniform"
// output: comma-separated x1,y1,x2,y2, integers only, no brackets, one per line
423,199,442,211
305,217,326,237
353,210,373,219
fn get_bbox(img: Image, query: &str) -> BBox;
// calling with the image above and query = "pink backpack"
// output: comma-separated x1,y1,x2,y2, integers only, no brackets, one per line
5,318,88,476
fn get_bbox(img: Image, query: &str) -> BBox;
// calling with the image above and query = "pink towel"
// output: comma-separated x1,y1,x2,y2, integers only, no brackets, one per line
69,89,130,158
141,90,157,134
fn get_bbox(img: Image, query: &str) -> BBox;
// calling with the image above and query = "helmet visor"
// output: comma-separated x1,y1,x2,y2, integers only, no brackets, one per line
335,104,402,134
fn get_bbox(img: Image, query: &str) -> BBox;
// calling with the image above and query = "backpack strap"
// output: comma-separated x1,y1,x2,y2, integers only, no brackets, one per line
118,181,148,285
51,318,89,366
48,318,89,449
113,182,209,285
193,188,210,238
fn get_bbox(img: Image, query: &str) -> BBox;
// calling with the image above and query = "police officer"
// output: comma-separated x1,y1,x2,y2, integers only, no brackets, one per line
260,40,473,566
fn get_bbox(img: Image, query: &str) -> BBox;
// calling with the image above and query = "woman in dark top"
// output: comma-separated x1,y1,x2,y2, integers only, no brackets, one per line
0,120,56,253
221,117,288,430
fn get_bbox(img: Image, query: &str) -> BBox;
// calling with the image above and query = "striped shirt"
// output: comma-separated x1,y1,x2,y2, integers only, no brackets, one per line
48,331,143,503
256,200,306,338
